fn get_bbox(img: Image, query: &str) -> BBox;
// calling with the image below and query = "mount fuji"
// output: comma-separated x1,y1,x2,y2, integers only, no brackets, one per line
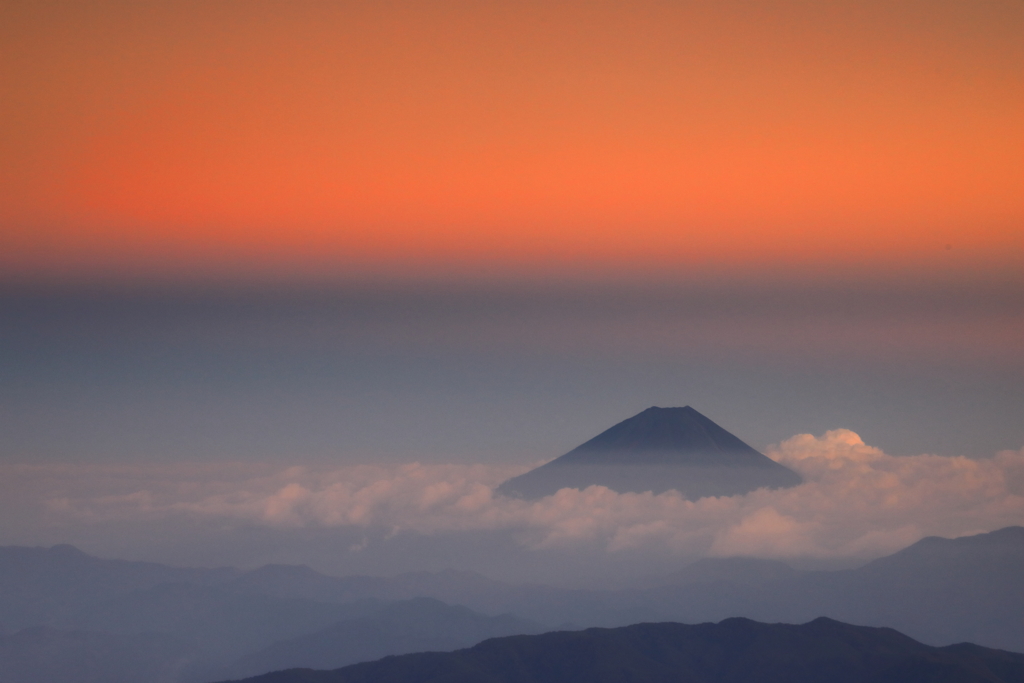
497,406,802,499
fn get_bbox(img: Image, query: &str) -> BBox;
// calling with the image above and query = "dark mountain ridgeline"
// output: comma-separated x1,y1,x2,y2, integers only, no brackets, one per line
497,407,801,499
217,617,1024,683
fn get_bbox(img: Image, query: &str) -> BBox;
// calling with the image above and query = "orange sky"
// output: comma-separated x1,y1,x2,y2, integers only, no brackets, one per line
2,1,1022,281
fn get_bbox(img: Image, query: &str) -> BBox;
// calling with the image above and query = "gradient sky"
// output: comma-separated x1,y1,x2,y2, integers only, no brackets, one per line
1,1,1022,470
2,0,1022,280
1,3,1023,577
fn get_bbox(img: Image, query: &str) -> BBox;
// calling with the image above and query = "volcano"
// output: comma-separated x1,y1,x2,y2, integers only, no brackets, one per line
496,406,802,499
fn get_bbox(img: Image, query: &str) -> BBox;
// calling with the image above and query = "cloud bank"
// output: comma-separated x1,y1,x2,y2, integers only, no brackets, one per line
11,431,1024,563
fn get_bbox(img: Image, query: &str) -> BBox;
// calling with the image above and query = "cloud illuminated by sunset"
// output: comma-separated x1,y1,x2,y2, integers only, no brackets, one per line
16,431,1024,561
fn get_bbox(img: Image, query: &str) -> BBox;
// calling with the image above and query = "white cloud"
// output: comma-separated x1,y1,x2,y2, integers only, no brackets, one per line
8,432,1024,562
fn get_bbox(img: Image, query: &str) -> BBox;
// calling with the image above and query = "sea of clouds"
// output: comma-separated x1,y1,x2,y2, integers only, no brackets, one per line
7,430,1022,566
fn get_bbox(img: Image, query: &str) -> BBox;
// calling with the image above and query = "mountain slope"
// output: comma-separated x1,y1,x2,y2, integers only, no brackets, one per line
497,407,801,499
0,544,237,631
0,626,207,683
473,527,1024,651
74,583,368,662
0,525,1019,674
215,598,543,680
764,526,1024,649
217,617,1024,683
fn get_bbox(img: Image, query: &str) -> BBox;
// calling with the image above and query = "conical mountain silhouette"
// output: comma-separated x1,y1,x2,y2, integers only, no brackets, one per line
497,406,801,499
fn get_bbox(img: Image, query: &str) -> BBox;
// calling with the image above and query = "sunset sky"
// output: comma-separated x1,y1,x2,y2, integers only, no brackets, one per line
2,0,1022,281
0,2,1023,577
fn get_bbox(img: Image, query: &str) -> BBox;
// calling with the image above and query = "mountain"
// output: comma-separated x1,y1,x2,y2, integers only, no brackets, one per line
240,527,1015,652
221,566,511,610
0,598,541,683
0,543,238,632
655,557,799,588
767,526,1024,649
0,626,206,683
216,617,1024,683
0,545,546,682
496,406,801,499
214,598,543,681
72,582,368,662
0,526,1019,681
421,527,1021,652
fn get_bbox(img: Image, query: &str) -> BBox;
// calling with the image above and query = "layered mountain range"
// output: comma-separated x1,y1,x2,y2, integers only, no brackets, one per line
0,527,1020,682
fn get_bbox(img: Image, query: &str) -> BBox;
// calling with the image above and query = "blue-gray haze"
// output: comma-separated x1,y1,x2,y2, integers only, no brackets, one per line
1,278,1021,465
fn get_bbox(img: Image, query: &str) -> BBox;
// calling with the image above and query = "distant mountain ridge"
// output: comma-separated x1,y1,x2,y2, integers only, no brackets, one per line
212,597,542,681
0,526,1020,682
217,617,1024,683
0,626,202,683
497,406,802,499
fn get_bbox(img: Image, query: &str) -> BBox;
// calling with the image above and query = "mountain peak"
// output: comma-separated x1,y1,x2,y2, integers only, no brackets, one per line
497,406,802,499
558,406,765,464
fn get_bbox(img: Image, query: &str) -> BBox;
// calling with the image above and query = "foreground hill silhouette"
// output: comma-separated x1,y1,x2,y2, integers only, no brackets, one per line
219,617,1024,683
497,406,801,499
